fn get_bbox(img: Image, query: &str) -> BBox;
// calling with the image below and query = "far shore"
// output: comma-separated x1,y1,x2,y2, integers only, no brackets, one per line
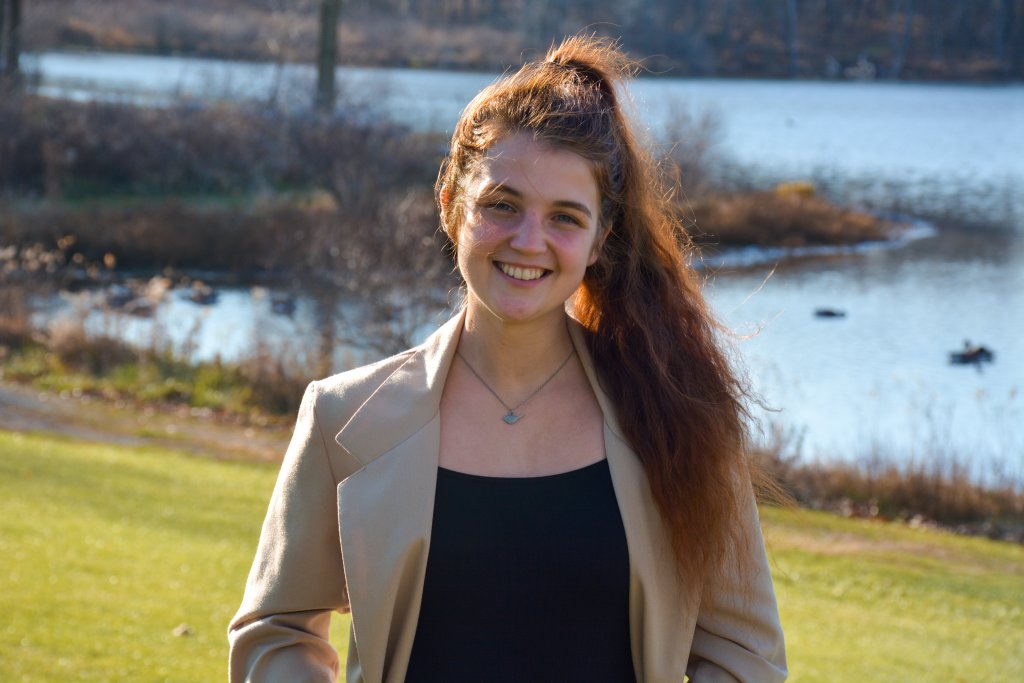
20,1,1022,82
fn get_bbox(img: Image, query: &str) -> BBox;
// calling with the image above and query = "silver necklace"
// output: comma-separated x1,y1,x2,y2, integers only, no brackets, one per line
456,346,575,425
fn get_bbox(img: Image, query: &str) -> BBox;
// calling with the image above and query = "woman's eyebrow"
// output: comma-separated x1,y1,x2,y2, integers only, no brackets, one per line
552,200,593,219
481,183,593,218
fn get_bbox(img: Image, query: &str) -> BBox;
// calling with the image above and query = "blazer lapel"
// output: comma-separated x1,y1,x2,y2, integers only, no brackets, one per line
335,313,463,683
337,416,439,683
569,321,694,682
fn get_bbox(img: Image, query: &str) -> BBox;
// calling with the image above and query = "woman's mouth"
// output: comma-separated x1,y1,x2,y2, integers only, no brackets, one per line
496,262,549,281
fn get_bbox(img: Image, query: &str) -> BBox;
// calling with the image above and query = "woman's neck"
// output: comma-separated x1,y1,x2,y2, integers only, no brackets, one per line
458,306,574,393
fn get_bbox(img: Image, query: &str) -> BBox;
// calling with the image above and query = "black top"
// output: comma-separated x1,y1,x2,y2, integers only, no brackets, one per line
404,459,636,683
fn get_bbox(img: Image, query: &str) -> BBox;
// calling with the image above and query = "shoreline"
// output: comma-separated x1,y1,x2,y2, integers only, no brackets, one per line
22,47,1024,86
698,215,937,271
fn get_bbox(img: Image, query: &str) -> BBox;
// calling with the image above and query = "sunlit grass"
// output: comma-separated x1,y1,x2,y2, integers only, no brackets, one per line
1,430,1020,682
1,339,306,419
0,430,349,682
765,506,1024,682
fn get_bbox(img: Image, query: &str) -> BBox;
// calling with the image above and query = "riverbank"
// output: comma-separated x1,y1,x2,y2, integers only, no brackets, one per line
2,429,1021,682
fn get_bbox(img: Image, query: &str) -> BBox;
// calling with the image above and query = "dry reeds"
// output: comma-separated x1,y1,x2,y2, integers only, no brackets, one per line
0,92,455,310
687,187,891,248
755,441,1024,543
0,89,445,197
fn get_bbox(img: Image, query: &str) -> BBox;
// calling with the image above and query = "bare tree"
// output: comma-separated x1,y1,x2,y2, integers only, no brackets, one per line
315,0,342,113
2,0,23,81
785,0,801,76
889,0,914,78
994,0,1015,69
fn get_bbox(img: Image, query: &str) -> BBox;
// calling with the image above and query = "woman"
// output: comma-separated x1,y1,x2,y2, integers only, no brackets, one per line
229,36,786,683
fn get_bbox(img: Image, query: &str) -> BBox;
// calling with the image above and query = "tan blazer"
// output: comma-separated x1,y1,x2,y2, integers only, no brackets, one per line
228,311,786,683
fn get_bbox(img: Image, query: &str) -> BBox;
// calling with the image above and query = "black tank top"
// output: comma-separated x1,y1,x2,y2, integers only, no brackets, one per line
404,459,636,683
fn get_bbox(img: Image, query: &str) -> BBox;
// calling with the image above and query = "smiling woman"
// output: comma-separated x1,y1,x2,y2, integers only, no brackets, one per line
229,35,786,683
452,134,602,328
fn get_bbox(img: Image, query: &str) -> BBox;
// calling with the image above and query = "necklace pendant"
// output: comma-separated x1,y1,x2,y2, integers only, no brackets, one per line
502,412,522,425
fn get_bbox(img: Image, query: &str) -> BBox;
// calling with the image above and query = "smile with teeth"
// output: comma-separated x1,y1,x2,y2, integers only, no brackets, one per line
497,262,548,281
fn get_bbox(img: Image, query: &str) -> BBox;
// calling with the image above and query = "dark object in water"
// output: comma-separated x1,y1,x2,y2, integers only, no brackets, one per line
271,293,296,316
814,308,846,318
104,284,154,317
949,341,995,365
189,281,218,305
105,284,134,309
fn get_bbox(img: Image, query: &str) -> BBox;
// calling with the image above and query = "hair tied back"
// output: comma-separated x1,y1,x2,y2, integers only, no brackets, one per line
544,34,633,105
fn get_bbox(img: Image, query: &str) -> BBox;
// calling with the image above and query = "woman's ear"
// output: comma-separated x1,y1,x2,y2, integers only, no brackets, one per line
439,184,453,222
588,223,610,266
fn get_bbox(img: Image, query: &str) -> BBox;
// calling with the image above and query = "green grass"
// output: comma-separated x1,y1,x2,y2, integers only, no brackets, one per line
1,341,303,418
0,430,349,683
1,430,1021,682
764,507,1024,682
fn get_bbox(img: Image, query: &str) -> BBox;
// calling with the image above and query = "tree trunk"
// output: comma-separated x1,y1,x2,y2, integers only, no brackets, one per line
890,0,913,78
994,0,1011,65
3,0,23,80
1010,0,1024,74
315,0,342,113
785,0,800,77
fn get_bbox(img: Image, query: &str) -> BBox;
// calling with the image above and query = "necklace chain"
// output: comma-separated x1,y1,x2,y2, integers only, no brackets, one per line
456,346,575,425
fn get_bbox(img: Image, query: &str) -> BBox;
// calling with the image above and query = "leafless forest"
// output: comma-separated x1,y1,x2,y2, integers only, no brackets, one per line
16,0,1024,79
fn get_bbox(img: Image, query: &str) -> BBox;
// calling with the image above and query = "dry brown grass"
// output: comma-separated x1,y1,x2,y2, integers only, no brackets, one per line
0,91,437,197
0,91,454,304
0,285,36,348
2,198,329,271
755,440,1024,543
687,187,892,248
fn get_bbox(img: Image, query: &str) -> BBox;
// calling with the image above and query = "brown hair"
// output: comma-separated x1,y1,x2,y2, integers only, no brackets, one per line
438,35,757,587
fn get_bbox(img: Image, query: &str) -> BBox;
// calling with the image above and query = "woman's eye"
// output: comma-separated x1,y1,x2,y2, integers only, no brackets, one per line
553,213,582,226
489,200,515,212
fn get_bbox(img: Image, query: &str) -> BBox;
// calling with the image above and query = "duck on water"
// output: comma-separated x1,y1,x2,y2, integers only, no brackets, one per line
949,340,995,365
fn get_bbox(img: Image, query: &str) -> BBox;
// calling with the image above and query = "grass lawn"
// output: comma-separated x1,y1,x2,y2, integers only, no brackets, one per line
0,430,350,682
1,429,1021,682
764,507,1023,681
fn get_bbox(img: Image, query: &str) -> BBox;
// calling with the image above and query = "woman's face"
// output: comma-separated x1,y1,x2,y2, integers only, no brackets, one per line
453,133,602,329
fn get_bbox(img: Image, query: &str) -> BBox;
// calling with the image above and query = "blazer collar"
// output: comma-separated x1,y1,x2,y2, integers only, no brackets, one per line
335,308,624,465
334,311,464,465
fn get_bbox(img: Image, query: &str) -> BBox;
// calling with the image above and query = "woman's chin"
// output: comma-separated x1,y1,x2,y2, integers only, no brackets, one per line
471,297,566,328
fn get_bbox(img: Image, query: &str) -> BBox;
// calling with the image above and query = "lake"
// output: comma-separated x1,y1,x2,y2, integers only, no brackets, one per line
22,52,1024,480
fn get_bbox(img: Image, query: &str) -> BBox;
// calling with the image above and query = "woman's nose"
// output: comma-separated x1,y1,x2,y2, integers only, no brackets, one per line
509,212,546,253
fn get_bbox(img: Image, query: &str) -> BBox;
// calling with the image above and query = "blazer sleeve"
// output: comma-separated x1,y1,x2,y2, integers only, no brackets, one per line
228,381,351,683
686,487,788,683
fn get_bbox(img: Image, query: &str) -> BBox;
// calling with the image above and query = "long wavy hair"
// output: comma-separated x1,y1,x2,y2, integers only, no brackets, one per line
437,35,758,588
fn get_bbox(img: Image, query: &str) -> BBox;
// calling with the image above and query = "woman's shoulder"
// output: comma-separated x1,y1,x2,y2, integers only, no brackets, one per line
308,346,420,427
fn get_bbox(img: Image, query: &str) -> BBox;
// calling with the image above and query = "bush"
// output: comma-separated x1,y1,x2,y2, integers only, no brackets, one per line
0,93,442,199
687,187,891,247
